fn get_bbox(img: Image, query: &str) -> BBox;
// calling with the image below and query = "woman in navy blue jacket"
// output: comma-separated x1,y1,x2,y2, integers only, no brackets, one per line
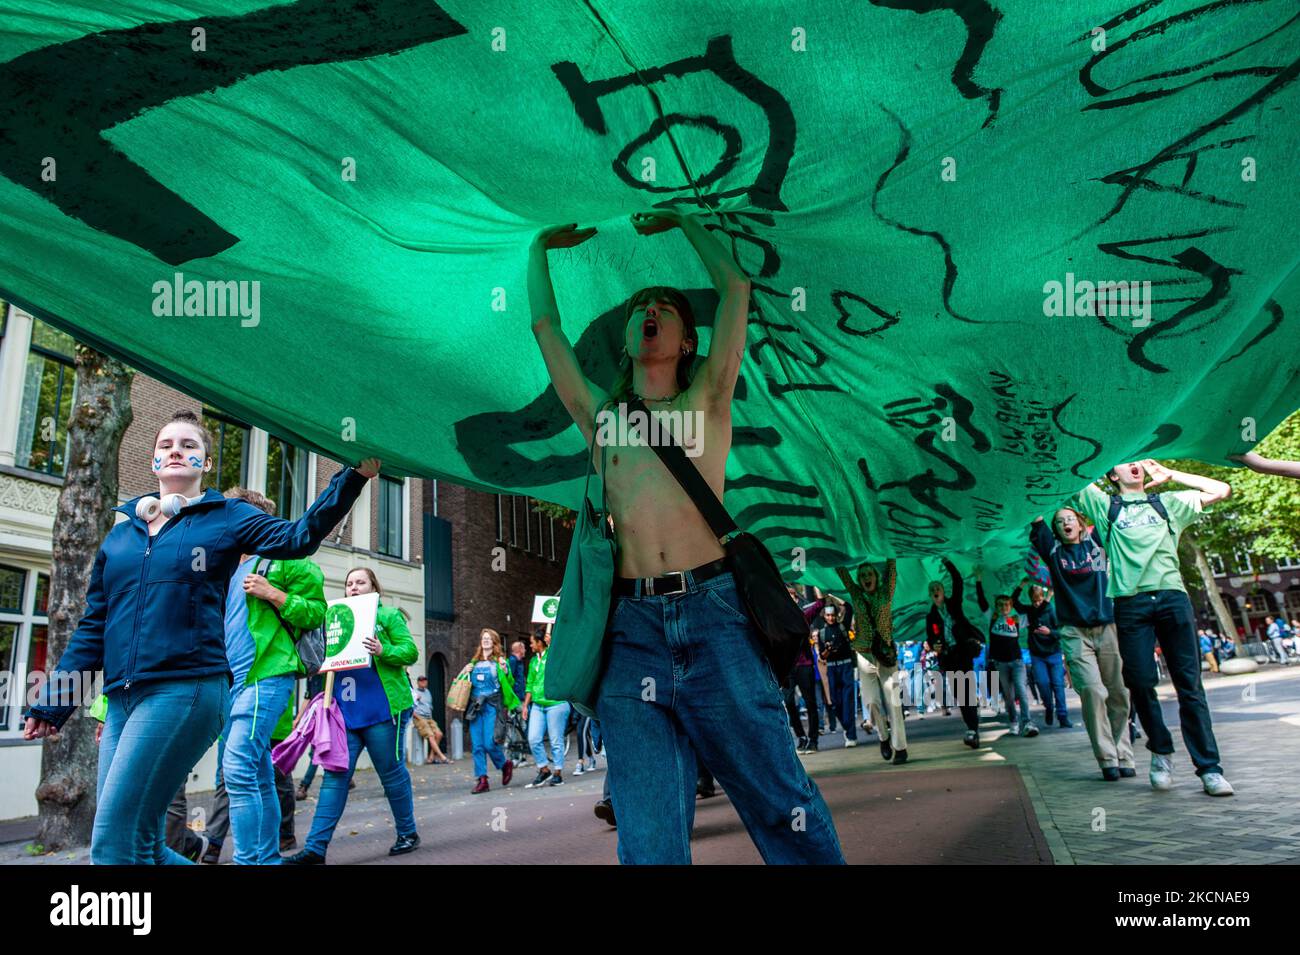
24,410,379,864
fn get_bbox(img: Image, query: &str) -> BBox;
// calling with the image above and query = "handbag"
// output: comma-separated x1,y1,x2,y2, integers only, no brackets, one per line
629,399,808,683
446,662,473,712
543,414,616,718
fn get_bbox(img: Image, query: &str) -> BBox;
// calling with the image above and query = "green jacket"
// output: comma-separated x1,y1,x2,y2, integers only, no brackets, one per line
525,649,559,707
245,557,327,686
372,602,418,718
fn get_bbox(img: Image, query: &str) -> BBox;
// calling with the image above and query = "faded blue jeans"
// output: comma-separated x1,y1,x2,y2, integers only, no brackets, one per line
596,571,844,865
528,701,570,771
303,712,417,857
469,702,508,777
996,659,1033,732
222,674,295,864
1030,652,1069,724
93,676,228,865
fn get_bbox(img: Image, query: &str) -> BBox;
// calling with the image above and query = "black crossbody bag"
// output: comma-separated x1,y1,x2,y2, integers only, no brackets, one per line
629,399,808,683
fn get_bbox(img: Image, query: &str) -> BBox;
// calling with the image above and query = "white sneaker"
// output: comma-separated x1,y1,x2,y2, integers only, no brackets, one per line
844,738,858,748
1201,772,1235,797
1150,754,1174,791
573,762,586,776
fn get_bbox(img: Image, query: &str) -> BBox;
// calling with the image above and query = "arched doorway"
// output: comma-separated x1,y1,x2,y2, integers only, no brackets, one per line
427,652,449,732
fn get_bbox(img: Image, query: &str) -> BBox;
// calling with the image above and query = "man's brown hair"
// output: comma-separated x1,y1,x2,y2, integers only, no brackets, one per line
224,486,276,515
610,286,699,401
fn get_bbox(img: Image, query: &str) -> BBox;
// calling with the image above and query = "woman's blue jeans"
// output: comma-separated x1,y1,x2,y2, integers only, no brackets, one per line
93,676,228,865
1030,652,1069,723
303,711,417,857
528,701,570,771
469,701,508,776
596,571,844,865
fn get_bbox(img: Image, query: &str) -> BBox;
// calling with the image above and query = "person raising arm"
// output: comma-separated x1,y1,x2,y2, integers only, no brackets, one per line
527,213,841,865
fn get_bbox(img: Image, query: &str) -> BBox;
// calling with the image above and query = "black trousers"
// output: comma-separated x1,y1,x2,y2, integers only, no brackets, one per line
1114,590,1222,776
784,664,820,743
941,658,980,733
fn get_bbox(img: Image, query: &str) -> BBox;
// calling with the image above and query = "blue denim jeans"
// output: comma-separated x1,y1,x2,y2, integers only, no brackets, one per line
906,667,924,709
1030,652,1068,723
304,714,417,857
596,571,844,864
826,660,857,739
528,701,570,771
222,674,295,865
93,676,228,865
469,703,507,777
995,659,1032,731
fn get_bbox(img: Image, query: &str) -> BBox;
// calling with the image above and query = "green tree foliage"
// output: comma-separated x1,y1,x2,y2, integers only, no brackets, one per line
1171,411,1300,563
531,499,574,527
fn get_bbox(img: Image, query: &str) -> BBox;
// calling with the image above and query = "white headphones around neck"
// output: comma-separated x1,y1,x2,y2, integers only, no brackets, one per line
135,493,199,521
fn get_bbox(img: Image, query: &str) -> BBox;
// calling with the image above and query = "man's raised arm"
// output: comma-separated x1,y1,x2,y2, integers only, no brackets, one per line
1141,459,1231,506
1231,452,1300,480
641,212,750,406
529,224,605,442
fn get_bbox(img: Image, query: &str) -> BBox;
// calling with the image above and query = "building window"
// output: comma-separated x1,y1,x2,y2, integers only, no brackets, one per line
202,410,249,491
510,496,519,547
16,320,76,477
494,495,504,543
265,438,309,519
524,497,533,552
0,565,51,733
1209,553,1227,577
549,516,556,561
377,476,404,558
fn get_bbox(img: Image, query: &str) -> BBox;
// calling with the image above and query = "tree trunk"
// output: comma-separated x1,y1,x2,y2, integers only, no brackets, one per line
1187,537,1240,646
34,346,133,851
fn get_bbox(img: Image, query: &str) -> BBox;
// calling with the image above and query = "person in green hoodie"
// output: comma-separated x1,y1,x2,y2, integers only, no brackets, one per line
219,487,327,865
287,567,421,863
523,629,570,788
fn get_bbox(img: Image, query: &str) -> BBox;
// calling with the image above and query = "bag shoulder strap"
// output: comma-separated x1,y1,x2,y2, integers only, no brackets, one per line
626,398,738,542
1146,493,1174,535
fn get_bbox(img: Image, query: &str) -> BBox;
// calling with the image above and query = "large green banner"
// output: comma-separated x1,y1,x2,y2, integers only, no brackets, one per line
2,1,1298,614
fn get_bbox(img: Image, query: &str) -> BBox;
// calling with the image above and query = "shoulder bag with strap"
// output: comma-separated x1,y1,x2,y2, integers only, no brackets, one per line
543,406,616,718
628,398,808,683
253,558,327,677
1105,493,1174,549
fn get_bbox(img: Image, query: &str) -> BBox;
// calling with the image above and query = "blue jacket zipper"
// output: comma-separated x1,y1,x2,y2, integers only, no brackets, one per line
125,514,187,689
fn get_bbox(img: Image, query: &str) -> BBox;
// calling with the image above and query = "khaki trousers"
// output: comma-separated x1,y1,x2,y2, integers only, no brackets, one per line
856,653,908,752
1059,623,1133,768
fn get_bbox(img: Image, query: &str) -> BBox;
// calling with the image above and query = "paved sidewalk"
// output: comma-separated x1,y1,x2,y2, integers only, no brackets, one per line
995,665,1300,865
5,664,1297,864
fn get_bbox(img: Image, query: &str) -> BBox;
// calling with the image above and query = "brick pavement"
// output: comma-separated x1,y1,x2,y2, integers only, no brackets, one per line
5,665,1297,865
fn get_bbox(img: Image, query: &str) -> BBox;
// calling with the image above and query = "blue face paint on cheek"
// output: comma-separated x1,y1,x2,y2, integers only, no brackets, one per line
187,455,203,468
152,456,163,471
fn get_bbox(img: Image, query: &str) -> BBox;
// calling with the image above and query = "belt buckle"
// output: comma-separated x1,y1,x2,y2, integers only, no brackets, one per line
647,571,686,596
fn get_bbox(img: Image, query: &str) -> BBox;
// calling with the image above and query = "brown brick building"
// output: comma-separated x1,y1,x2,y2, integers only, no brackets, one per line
0,302,571,818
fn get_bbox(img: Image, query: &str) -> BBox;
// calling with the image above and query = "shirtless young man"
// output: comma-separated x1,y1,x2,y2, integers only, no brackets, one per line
529,212,843,864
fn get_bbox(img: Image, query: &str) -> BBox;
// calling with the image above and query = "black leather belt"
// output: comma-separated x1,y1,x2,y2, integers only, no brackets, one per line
614,557,728,597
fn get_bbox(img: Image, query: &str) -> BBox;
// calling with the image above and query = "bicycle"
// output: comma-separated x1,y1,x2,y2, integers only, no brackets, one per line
505,708,583,764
